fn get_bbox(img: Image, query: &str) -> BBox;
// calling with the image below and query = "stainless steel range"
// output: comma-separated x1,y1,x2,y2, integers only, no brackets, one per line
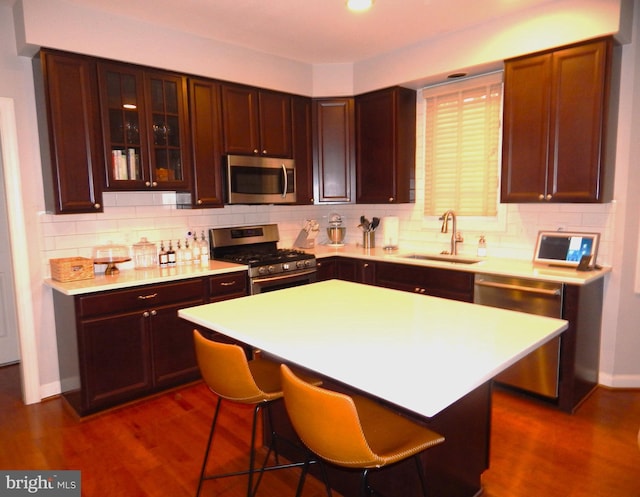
209,224,317,294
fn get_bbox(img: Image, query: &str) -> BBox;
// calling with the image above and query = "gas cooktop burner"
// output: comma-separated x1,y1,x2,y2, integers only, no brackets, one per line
221,249,314,266
209,224,317,279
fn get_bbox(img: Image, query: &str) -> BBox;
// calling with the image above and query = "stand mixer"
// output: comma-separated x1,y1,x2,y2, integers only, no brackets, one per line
327,213,346,246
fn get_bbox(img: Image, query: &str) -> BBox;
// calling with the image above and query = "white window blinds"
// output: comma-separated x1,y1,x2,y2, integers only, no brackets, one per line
423,72,503,217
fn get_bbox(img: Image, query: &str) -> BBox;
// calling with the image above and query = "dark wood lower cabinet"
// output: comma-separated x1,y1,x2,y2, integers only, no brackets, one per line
52,273,247,416
375,261,474,302
79,310,151,411
337,257,376,284
150,300,202,389
315,257,337,281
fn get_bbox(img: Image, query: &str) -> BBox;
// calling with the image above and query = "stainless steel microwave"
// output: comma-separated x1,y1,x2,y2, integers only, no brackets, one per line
225,155,296,204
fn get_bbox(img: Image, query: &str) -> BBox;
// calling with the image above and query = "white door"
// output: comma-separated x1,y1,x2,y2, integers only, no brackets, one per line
0,137,20,365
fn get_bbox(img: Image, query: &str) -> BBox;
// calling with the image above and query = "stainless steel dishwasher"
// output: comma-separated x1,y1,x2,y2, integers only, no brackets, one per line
474,274,563,398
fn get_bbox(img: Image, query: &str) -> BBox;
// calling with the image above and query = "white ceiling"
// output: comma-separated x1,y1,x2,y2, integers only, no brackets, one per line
13,0,562,64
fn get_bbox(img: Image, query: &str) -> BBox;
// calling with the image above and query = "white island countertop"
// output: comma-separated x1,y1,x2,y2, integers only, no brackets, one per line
178,279,568,418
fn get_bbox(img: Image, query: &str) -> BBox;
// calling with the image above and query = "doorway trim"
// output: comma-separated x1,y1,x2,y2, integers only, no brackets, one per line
0,97,40,404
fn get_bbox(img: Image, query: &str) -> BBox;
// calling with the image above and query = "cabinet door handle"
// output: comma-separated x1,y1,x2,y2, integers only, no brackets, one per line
220,281,236,287
137,293,158,300
94,203,101,209
150,310,157,316
143,311,150,318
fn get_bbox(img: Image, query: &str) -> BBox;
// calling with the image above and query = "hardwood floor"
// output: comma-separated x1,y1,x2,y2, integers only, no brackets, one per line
1,364,639,497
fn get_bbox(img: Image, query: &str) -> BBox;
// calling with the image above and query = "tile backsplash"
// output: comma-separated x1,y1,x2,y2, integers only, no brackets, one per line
39,191,615,278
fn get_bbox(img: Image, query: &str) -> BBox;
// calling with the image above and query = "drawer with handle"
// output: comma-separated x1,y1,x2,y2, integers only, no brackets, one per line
209,272,247,302
78,278,206,318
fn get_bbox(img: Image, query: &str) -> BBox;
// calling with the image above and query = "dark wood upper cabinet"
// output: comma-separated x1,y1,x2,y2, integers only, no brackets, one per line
291,95,314,204
97,62,191,191
501,37,618,203
33,49,104,214
356,86,416,204
144,70,192,189
220,84,293,157
177,78,225,208
312,98,356,204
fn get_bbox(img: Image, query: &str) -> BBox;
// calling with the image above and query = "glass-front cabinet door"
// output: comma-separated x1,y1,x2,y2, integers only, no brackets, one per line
99,63,147,188
98,63,190,190
146,71,190,189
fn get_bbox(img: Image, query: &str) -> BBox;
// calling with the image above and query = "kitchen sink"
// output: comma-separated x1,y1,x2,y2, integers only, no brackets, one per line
394,253,482,265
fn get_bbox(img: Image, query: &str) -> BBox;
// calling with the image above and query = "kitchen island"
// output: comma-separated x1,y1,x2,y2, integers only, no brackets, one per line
179,279,568,497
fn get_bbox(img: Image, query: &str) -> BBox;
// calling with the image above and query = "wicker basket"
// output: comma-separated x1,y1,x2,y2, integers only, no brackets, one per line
50,257,95,282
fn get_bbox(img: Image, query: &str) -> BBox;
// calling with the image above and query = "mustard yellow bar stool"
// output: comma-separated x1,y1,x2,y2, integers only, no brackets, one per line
280,364,445,497
193,330,317,497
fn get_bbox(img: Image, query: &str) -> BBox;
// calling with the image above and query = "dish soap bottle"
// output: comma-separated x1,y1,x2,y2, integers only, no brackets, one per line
477,235,487,257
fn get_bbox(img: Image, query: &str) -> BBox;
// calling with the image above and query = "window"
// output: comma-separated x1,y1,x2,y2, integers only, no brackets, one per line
423,72,503,217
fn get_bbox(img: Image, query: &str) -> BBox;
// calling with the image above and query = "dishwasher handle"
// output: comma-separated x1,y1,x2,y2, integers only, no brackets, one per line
474,278,562,297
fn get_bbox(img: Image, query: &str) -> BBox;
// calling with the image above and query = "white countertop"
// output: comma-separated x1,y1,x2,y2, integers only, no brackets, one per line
178,279,568,418
311,244,610,285
44,243,610,296
44,260,247,296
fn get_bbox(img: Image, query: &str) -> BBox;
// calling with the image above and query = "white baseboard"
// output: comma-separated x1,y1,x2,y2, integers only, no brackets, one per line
39,380,61,400
599,372,640,389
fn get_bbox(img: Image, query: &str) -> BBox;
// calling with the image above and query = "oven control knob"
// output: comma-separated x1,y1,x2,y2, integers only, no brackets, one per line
296,260,305,269
268,265,276,274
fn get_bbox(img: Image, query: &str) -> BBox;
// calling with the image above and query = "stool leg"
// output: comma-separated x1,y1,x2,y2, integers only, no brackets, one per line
247,403,262,497
360,468,371,497
294,454,332,497
318,460,333,497
196,397,222,497
413,454,429,497
294,458,310,497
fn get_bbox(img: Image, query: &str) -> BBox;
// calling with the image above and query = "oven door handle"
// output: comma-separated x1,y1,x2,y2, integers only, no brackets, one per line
281,163,288,198
475,279,562,296
252,268,316,284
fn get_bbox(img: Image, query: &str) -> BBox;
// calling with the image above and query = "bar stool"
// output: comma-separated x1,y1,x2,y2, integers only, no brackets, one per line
280,364,445,497
193,330,318,497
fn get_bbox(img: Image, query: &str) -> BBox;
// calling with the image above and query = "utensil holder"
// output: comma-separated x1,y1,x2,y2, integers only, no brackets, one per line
363,231,375,248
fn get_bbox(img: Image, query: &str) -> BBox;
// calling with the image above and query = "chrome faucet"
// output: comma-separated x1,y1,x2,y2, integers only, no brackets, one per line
439,210,462,255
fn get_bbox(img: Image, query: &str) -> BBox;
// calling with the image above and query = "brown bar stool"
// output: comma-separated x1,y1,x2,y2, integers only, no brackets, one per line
193,330,319,497
280,364,445,497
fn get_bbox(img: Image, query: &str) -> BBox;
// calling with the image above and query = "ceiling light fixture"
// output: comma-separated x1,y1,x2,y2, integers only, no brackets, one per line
347,0,374,12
